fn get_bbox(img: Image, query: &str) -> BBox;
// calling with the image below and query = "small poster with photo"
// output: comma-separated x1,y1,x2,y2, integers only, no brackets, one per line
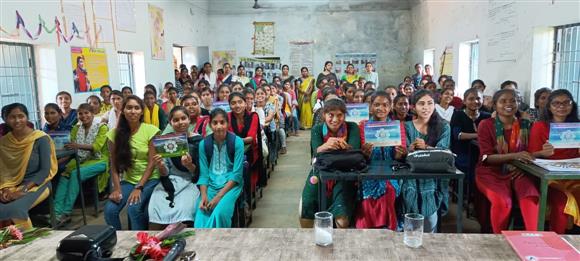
153,133,189,158
346,103,369,123
49,132,71,151
364,121,402,147
213,101,231,113
549,122,580,149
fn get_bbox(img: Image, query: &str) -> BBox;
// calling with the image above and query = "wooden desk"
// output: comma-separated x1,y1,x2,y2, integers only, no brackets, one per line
318,161,465,232
512,161,580,231
3,229,578,260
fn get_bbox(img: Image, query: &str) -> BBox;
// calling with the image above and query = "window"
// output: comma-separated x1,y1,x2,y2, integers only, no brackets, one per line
0,42,40,127
458,40,479,94
117,51,135,89
553,23,580,105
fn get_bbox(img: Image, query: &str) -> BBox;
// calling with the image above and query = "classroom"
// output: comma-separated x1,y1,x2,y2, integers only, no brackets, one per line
0,0,579,260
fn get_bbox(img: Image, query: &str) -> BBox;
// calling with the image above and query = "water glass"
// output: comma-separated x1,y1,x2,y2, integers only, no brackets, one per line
403,213,424,248
314,211,333,246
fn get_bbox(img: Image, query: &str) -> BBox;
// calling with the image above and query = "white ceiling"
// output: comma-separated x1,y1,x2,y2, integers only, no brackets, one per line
203,0,416,15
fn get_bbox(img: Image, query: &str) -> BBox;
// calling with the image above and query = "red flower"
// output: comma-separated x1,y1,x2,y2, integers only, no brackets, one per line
134,232,169,260
7,226,23,241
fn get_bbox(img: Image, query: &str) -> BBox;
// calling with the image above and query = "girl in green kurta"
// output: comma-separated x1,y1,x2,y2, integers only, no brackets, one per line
54,103,109,225
300,98,361,229
402,90,451,233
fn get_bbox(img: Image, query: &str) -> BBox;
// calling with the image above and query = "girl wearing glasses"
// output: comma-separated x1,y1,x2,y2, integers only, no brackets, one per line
528,89,579,234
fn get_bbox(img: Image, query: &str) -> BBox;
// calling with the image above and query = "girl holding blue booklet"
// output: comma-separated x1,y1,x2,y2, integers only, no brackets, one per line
528,89,580,234
355,91,406,230
149,106,201,229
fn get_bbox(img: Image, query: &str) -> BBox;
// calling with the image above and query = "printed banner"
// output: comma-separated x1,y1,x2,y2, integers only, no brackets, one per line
148,4,165,60
71,47,109,93
364,121,402,147
346,103,369,123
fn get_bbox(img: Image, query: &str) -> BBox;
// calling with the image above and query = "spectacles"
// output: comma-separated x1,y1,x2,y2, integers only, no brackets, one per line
550,100,572,107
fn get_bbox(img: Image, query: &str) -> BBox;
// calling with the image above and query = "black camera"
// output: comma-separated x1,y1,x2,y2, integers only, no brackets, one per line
56,225,117,261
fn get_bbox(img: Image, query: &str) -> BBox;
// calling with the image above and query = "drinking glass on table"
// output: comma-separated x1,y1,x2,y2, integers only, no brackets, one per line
404,213,424,248
314,211,333,246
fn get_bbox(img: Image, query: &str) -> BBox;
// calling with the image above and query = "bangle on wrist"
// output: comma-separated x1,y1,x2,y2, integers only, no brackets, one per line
135,185,144,191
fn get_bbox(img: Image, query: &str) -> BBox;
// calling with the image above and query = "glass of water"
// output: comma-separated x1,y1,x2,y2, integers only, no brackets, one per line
404,213,424,248
314,211,333,246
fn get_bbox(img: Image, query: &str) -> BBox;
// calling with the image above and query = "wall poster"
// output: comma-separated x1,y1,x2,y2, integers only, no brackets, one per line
148,4,165,60
71,47,109,93
252,22,275,56
212,50,237,71
289,41,314,77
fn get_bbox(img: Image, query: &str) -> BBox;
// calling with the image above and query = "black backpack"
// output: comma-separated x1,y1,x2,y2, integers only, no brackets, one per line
203,132,236,166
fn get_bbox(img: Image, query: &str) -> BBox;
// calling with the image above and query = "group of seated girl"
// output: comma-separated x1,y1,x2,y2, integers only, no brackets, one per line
0,91,250,230
300,86,579,234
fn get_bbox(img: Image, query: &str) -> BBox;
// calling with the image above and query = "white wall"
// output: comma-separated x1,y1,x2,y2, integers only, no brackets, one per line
0,0,209,108
410,0,580,103
208,10,412,86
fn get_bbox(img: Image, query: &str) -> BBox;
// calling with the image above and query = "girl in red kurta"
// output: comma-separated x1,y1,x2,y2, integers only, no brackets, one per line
476,89,539,234
528,89,580,234
355,91,406,229
227,93,261,192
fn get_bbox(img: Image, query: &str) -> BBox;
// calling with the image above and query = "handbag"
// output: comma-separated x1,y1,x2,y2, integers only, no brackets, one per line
314,149,368,173
406,149,456,173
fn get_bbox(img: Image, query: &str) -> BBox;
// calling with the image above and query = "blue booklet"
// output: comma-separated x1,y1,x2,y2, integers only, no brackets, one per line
549,122,580,149
49,131,71,151
213,101,231,113
152,133,189,158
346,103,369,123
364,120,402,147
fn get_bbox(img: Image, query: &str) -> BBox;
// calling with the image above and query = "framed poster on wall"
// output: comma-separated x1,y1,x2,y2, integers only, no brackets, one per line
71,47,109,93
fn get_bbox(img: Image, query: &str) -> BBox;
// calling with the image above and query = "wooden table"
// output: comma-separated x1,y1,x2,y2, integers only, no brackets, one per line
318,160,465,232
512,161,580,231
2,228,578,260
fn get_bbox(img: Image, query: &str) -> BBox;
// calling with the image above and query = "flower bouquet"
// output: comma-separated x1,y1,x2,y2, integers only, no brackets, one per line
130,223,195,261
0,225,51,249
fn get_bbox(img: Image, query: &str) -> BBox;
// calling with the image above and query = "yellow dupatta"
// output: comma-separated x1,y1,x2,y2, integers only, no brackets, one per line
549,180,580,227
144,104,160,128
0,130,57,191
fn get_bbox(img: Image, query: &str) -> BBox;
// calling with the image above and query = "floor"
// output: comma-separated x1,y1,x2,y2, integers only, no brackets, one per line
39,130,481,233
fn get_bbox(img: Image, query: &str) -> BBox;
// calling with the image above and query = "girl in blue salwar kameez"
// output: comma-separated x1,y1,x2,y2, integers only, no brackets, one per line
194,108,244,228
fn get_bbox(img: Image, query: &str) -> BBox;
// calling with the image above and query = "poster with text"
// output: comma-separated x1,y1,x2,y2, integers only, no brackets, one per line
71,47,109,93
212,50,237,70
289,41,314,77
148,4,165,60
252,22,275,56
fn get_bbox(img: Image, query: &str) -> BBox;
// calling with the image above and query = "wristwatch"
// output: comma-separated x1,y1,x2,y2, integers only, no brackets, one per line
20,185,29,193
135,185,144,191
